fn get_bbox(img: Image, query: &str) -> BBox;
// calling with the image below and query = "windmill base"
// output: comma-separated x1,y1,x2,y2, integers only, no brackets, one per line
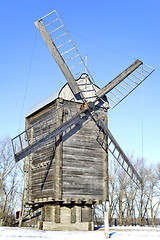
37,204,94,231
40,221,93,231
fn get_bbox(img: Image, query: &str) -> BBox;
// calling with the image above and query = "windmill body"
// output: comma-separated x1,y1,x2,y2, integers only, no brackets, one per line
24,74,108,230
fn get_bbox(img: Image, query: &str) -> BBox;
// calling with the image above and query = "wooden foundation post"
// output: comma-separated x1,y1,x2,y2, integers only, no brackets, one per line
104,201,109,238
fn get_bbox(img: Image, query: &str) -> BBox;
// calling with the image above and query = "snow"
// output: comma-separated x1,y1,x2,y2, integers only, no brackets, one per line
0,226,160,240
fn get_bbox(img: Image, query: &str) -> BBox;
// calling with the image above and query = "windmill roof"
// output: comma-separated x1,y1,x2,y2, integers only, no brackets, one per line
26,74,108,118
26,89,60,117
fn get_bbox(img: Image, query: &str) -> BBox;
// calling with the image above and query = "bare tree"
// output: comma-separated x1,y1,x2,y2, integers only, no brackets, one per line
131,158,150,226
108,158,119,225
98,154,160,228
147,164,160,227
0,136,24,226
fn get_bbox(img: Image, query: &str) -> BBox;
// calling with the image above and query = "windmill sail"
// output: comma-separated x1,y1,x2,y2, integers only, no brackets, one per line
96,60,154,108
35,10,95,101
93,113,142,186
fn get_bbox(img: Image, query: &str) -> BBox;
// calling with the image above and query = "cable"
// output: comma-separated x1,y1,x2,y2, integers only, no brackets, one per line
68,30,137,61
141,82,144,190
17,30,37,134
141,83,144,163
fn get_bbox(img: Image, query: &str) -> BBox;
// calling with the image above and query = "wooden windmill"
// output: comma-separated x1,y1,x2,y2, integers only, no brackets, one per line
12,10,154,231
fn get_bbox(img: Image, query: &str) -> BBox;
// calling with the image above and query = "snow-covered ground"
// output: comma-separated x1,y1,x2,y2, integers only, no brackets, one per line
0,226,160,240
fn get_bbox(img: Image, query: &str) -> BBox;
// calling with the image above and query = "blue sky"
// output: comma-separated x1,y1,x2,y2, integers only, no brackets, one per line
1,0,159,165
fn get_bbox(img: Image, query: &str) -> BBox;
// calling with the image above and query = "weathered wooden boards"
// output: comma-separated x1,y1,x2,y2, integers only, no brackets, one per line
62,116,106,200
24,83,108,230
26,104,57,202
25,99,108,204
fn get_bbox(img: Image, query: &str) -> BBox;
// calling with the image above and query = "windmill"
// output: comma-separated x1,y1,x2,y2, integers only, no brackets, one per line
12,10,154,231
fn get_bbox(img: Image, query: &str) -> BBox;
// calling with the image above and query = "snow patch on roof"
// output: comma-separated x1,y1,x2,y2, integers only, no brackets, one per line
26,89,60,117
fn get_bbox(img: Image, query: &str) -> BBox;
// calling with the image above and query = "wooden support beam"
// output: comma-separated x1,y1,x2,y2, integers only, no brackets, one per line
96,60,143,98
14,110,85,162
55,205,60,223
71,206,76,223
55,99,63,201
75,199,82,204
28,128,33,203
35,20,80,96
85,199,93,205
103,114,109,201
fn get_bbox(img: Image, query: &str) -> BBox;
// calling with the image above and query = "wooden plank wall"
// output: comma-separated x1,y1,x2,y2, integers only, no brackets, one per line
62,102,107,201
26,103,57,202
26,99,108,203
